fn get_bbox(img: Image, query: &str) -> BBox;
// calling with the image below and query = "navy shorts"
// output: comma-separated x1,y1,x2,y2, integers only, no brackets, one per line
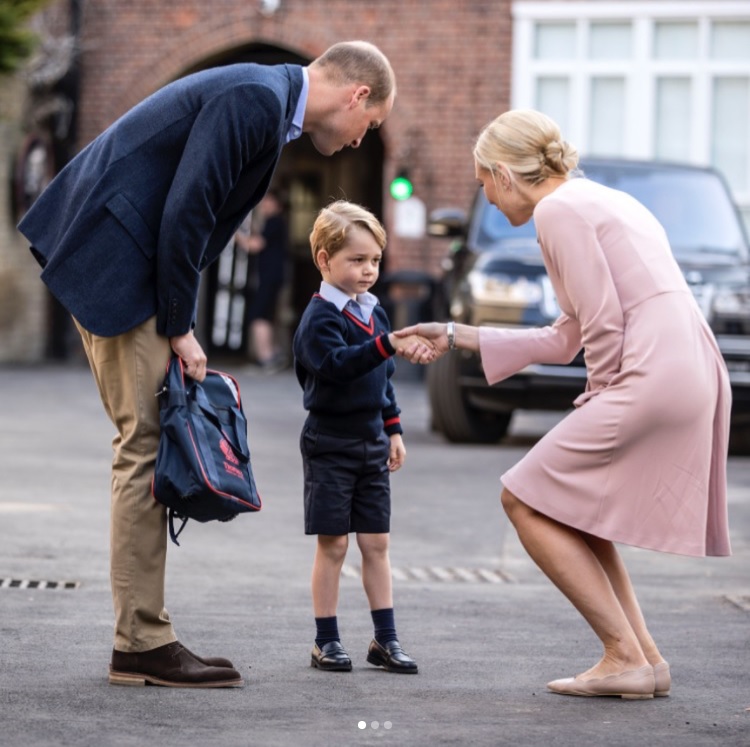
300,426,391,535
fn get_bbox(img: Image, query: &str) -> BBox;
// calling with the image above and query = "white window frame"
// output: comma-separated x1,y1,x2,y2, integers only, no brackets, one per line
512,1,750,225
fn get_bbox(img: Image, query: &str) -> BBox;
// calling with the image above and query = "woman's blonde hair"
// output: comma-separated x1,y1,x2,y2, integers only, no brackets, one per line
310,200,386,269
473,109,579,186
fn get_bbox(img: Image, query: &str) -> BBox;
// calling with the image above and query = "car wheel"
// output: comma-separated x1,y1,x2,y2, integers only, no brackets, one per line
426,352,511,443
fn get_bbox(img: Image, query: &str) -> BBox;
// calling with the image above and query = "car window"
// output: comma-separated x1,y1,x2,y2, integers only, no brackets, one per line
478,197,537,247
476,163,747,260
581,165,746,258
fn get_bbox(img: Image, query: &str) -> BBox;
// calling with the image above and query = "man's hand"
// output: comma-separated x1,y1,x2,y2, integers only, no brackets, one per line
169,331,208,382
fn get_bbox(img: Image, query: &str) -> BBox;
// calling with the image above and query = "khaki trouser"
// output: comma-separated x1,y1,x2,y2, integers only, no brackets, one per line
74,316,176,652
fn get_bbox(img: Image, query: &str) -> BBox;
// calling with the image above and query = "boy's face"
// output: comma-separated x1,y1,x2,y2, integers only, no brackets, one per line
318,226,383,299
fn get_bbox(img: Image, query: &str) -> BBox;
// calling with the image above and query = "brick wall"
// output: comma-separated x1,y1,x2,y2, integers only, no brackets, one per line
2,0,513,361
75,0,512,269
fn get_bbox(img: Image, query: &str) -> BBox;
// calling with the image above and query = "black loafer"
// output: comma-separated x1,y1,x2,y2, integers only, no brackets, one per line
311,641,352,671
109,641,243,687
366,639,418,674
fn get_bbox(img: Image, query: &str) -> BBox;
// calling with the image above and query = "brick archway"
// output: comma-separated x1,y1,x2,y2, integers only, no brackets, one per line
116,23,331,119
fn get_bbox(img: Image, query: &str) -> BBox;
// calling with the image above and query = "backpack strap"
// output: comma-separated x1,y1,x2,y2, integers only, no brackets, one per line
168,509,190,546
191,386,250,462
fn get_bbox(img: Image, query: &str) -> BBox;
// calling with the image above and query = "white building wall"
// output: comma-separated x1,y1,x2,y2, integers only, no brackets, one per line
512,1,750,232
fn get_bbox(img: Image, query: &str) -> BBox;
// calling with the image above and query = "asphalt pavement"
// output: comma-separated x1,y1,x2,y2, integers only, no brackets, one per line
1,360,748,747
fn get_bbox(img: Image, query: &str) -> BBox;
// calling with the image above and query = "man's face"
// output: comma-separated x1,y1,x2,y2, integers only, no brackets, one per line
310,87,394,156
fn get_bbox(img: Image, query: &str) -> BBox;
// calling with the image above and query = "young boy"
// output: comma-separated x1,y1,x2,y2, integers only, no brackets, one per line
293,200,425,674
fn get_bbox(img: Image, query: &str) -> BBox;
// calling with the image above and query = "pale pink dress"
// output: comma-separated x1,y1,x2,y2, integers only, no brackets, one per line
479,178,731,557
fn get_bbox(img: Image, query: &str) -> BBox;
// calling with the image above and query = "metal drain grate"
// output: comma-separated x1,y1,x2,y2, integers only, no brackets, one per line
725,595,750,612
0,578,80,590
341,564,511,584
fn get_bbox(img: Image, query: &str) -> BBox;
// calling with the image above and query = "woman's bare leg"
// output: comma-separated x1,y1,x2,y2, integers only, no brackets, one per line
581,533,666,666
501,488,649,678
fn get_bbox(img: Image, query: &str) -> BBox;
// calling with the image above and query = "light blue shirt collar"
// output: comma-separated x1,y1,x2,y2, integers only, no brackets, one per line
319,281,379,323
285,67,308,143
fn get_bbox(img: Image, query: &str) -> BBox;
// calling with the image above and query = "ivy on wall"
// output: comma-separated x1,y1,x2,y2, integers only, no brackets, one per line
0,0,51,74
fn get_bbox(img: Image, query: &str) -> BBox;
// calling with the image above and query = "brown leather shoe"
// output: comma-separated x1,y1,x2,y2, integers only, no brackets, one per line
181,645,235,669
109,641,243,687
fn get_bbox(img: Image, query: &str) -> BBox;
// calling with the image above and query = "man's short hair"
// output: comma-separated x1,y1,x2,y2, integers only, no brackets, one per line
311,41,395,106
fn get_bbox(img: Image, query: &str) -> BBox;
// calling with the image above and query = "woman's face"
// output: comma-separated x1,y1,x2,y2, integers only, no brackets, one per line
474,160,534,227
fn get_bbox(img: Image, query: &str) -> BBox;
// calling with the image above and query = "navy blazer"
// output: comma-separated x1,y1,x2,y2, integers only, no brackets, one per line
18,63,304,337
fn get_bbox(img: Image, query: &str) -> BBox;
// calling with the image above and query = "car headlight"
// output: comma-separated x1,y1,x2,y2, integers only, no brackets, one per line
712,287,750,318
467,271,543,306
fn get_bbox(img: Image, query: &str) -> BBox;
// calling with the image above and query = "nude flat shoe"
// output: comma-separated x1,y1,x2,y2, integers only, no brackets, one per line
653,661,671,697
547,665,655,700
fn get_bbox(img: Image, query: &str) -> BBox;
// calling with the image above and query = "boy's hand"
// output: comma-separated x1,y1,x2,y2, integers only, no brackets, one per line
388,433,406,472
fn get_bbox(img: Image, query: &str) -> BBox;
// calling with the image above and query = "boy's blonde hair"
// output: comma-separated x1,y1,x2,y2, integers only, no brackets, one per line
309,200,386,269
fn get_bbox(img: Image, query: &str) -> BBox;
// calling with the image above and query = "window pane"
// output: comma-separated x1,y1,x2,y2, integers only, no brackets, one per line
712,77,749,191
711,22,750,60
654,22,698,59
534,22,576,60
535,77,570,136
589,78,625,156
655,78,692,161
589,22,632,60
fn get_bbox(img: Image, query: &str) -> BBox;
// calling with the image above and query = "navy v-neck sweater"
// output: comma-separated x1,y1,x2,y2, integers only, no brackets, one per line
293,295,403,439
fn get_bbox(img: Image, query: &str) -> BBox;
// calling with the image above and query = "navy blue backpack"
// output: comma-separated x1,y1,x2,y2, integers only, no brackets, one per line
152,356,262,544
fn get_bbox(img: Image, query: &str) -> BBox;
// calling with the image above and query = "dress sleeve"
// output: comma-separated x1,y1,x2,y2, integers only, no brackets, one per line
535,196,625,396
479,314,582,384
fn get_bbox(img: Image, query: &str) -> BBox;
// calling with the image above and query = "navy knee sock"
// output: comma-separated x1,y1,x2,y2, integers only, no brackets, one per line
315,616,340,648
371,607,397,645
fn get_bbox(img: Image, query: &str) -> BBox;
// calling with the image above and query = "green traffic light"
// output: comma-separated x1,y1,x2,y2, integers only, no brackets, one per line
390,175,414,201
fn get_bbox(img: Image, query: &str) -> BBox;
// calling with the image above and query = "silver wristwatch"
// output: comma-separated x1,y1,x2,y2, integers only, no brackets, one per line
446,321,456,350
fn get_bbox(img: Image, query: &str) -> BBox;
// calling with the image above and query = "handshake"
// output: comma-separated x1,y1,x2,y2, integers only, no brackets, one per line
387,322,454,365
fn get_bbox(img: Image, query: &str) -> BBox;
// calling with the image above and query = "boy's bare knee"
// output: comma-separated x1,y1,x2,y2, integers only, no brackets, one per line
318,534,349,562
356,532,389,557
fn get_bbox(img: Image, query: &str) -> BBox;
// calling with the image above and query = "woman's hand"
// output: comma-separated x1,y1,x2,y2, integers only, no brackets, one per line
389,332,438,364
393,323,450,363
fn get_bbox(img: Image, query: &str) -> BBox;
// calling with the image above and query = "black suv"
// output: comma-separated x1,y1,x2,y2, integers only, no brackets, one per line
426,158,750,452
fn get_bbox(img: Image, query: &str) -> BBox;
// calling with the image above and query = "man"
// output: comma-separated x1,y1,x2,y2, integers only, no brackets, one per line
17,40,395,689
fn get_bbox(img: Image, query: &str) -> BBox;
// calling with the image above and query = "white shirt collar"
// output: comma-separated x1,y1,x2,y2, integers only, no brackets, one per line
285,67,308,143
318,281,379,323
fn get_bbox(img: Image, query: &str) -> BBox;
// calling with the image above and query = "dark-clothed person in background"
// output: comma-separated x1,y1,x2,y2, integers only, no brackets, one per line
235,189,289,371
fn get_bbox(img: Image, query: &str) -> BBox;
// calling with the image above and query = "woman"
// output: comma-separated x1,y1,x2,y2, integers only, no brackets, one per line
399,109,731,699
